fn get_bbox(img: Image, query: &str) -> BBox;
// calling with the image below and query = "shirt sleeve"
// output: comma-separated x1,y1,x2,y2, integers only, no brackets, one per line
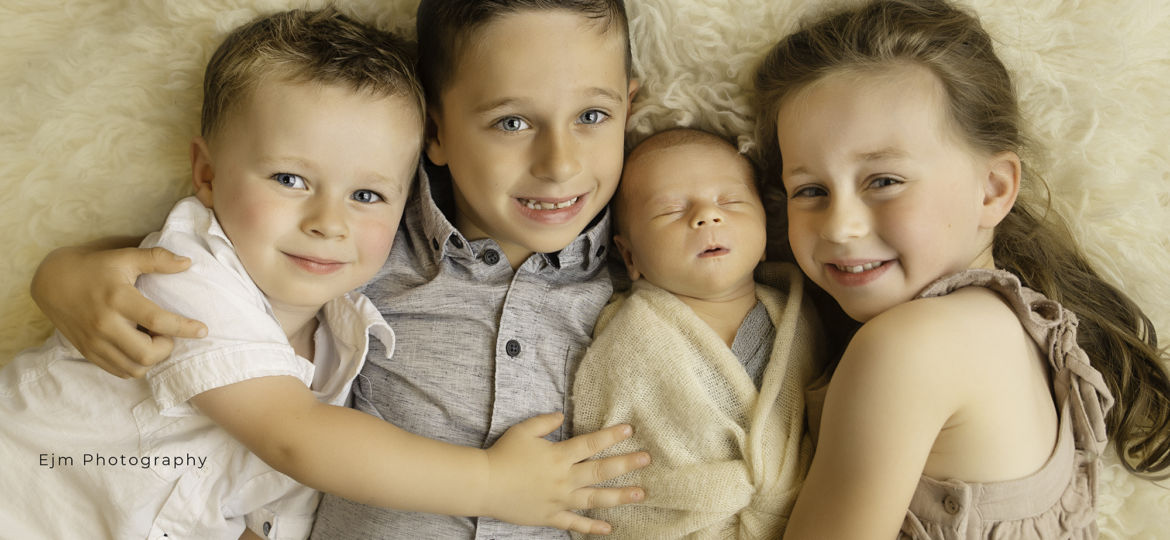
137,203,314,416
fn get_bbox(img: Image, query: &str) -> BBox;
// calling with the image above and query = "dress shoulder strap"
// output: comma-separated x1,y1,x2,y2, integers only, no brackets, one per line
919,269,1115,454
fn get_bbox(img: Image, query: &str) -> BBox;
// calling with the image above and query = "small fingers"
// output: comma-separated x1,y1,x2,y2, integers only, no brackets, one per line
121,288,207,340
139,246,192,275
510,412,566,439
91,310,177,372
82,339,146,379
571,485,647,511
563,423,634,462
573,450,650,486
550,510,614,536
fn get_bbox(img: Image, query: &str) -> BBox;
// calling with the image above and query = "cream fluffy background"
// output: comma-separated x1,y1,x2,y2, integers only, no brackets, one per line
1,0,1167,535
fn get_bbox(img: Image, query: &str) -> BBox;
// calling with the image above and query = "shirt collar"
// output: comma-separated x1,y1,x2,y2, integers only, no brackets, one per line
409,161,612,276
321,292,395,357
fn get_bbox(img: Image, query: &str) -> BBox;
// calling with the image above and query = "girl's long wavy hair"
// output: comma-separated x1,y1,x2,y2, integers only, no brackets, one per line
754,0,1170,477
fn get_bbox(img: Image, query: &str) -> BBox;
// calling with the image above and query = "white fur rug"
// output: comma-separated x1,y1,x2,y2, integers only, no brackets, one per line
2,0,1167,535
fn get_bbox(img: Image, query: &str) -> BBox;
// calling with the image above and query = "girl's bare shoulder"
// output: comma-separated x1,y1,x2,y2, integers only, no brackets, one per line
838,286,1030,400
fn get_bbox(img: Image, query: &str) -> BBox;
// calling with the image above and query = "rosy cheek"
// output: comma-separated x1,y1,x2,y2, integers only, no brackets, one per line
356,217,398,260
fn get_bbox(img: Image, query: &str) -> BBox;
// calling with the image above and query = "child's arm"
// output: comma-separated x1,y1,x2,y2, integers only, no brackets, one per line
31,242,207,378
782,307,962,540
191,375,649,535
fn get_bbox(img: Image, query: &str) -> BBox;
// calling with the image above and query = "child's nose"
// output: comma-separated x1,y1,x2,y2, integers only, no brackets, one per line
690,204,724,228
531,129,581,182
302,199,348,238
820,197,868,243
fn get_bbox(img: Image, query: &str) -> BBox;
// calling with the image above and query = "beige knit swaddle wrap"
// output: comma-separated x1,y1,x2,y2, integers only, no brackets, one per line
572,263,822,539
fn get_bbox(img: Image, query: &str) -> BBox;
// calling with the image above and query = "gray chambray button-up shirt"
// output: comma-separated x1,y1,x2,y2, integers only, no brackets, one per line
311,162,614,540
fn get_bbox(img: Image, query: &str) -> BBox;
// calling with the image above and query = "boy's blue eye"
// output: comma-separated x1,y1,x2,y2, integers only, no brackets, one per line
352,189,383,204
495,116,530,132
273,173,306,189
578,109,609,125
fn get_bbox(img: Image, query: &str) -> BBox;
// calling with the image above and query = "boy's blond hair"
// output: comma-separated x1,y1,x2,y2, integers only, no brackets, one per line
201,7,424,140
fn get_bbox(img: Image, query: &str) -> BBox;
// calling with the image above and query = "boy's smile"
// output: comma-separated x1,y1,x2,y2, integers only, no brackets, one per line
193,80,420,325
426,9,636,269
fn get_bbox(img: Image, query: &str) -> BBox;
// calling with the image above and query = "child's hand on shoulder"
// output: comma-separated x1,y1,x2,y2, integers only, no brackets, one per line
31,244,207,378
482,412,650,535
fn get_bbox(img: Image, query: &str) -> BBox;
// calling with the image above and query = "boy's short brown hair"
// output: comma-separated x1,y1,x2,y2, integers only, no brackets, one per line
415,0,632,108
201,7,424,140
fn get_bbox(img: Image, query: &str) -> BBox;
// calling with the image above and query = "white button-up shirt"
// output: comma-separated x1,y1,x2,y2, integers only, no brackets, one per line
0,197,394,539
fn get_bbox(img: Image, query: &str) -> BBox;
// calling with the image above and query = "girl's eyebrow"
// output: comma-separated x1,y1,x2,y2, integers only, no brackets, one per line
787,147,909,177
855,147,908,162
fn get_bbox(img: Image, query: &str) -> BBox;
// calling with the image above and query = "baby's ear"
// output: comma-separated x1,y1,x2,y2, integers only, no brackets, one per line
980,150,1020,228
190,136,215,208
612,234,641,281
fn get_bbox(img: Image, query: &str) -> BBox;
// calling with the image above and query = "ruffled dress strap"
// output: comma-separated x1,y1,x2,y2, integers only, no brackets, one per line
918,269,1115,454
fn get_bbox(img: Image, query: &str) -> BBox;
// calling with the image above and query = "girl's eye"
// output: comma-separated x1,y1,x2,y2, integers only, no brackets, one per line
870,176,902,189
789,185,826,199
273,173,306,189
578,109,610,125
495,116,530,132
352,190,383,204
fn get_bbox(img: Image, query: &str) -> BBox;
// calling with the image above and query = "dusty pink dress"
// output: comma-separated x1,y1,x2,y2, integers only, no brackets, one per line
808,269,1114,539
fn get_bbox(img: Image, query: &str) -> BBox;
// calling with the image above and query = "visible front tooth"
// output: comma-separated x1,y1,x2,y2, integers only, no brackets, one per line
521,197,578,210
837,261,882,273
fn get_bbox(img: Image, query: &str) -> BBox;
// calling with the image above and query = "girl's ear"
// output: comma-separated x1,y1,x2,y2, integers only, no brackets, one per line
424,107,447,166
190,136,215,208
980,150,1021,228
612,233,642,281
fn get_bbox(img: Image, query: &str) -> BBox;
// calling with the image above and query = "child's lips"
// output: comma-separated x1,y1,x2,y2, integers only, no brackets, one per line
698,245,730,258
514,193,588,224
285,252,347,274
824,259,892,286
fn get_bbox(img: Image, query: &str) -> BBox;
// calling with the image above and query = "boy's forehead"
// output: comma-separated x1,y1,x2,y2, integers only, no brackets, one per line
439,9,628,107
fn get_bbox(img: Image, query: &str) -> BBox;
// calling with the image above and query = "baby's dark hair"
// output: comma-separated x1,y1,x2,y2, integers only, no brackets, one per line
754,0,1170,477
201,7,423,140
415,0,632,109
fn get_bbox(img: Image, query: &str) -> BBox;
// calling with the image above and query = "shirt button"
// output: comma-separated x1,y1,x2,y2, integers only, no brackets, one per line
596,245,606,257
942,494,961,515
505,339,521,357
450,234,464,249
431,238,440,251
483,249,500,266
263,521,272,535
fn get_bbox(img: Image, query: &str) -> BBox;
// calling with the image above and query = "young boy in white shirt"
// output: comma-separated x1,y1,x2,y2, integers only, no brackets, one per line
1,8,644,539
573,129,824,538
30,1,647,538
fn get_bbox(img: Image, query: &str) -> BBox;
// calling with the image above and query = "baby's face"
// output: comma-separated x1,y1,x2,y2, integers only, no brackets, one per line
615,141,767,302
195,80,421,314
